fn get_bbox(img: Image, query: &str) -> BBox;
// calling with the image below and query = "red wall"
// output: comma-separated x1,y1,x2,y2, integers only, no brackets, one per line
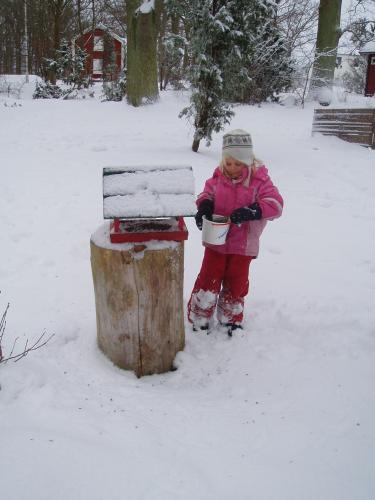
365,54,375,96
75,28,124,80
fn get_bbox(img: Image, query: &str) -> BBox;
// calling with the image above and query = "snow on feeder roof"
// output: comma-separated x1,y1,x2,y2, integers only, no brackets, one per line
103,165,196,219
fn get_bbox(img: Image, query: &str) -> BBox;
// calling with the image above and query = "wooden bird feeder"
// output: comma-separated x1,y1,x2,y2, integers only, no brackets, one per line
90,165,196,377
102,166,195,243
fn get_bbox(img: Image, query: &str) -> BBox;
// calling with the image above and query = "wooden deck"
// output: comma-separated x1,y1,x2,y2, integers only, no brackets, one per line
312,108,375,149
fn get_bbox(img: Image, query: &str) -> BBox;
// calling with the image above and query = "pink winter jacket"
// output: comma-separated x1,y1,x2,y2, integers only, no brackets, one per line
197,165,283,257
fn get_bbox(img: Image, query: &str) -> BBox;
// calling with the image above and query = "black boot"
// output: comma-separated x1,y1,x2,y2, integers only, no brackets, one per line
222,323,243,337
193,324,209,333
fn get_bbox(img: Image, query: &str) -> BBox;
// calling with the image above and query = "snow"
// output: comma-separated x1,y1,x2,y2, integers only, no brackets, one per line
1,80,375,500
104,192,196,218
137,0,155,15
360,40,375,54
91,222,180,252
103,166,196,218
0,74,43,99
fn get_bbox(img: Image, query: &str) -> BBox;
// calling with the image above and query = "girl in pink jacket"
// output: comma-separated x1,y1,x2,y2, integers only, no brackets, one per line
188,129,283,336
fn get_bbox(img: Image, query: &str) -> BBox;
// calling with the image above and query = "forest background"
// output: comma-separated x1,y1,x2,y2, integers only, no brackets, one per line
1,1,374,98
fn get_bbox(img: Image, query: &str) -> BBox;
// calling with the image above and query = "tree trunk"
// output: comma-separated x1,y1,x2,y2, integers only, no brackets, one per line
192,138,200,152
76,0,84,35
155,0,166,91
91,0,96,32
50,3,62,84
126,0,159,106
90,238,185,377
309,0,342,99
182,18,190,71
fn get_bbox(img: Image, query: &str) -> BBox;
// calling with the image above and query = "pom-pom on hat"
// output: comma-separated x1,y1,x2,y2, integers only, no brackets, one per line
222,129,254,166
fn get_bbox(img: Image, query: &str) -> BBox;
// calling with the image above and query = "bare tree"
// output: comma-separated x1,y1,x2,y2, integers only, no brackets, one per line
75,0,91,35
277,0,319,57
0,0,125,77
0,0,25,73
48,0,75,82
101,0,126,35
340,0,375,50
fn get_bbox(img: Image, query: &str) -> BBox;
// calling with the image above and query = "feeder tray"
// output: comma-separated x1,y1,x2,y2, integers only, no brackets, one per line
103,166,196,243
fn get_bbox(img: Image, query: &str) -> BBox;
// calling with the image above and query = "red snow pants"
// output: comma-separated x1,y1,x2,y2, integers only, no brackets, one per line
188,248,252,326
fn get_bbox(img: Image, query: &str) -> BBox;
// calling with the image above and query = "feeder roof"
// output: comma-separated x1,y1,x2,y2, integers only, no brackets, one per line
360,40,375,54
103,166,196,219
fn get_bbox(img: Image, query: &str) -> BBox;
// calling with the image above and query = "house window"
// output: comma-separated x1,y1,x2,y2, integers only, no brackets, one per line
94,36,104,51
371,56,375,65
93,58,103,73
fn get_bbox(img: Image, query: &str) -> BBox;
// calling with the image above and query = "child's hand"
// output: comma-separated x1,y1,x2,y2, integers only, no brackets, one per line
230,203,262,224
195,199,214,230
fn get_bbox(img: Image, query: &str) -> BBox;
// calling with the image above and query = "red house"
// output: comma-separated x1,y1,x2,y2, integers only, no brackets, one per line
72,24,125,81
360,41,375,96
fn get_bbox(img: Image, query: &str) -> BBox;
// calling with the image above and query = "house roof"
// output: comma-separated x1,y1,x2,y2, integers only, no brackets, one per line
72,24,126,46
359,40,375,54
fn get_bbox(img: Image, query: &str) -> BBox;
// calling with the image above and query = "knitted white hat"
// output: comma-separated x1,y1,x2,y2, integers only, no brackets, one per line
222,129,254,166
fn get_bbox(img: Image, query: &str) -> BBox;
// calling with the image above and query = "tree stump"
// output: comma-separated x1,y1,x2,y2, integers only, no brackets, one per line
90,229,185,377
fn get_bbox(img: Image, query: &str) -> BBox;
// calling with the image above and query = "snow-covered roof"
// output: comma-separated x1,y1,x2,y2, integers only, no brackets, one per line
359,40,375,54
103,166,196,219
72,24,126,45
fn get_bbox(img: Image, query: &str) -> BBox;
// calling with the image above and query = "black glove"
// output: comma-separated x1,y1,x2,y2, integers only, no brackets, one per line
230,202,262,224
195,199,214,230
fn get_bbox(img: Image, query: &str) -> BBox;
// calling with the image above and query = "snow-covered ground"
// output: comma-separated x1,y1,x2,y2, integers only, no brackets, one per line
1,81,375,500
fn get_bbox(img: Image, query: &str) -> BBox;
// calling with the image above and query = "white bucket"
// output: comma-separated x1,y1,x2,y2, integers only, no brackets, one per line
202,214,230,245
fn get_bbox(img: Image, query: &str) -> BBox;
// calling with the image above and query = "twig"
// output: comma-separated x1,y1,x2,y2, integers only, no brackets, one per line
0,301,54,364
1,331,55,364
0,303,9,362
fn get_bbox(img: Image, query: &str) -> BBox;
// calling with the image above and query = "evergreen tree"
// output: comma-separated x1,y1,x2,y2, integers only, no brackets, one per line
159,21,187,90
166,0,293,151
33,81,68,99
223,0,293,103
175,0,235,152
44,39,89,89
